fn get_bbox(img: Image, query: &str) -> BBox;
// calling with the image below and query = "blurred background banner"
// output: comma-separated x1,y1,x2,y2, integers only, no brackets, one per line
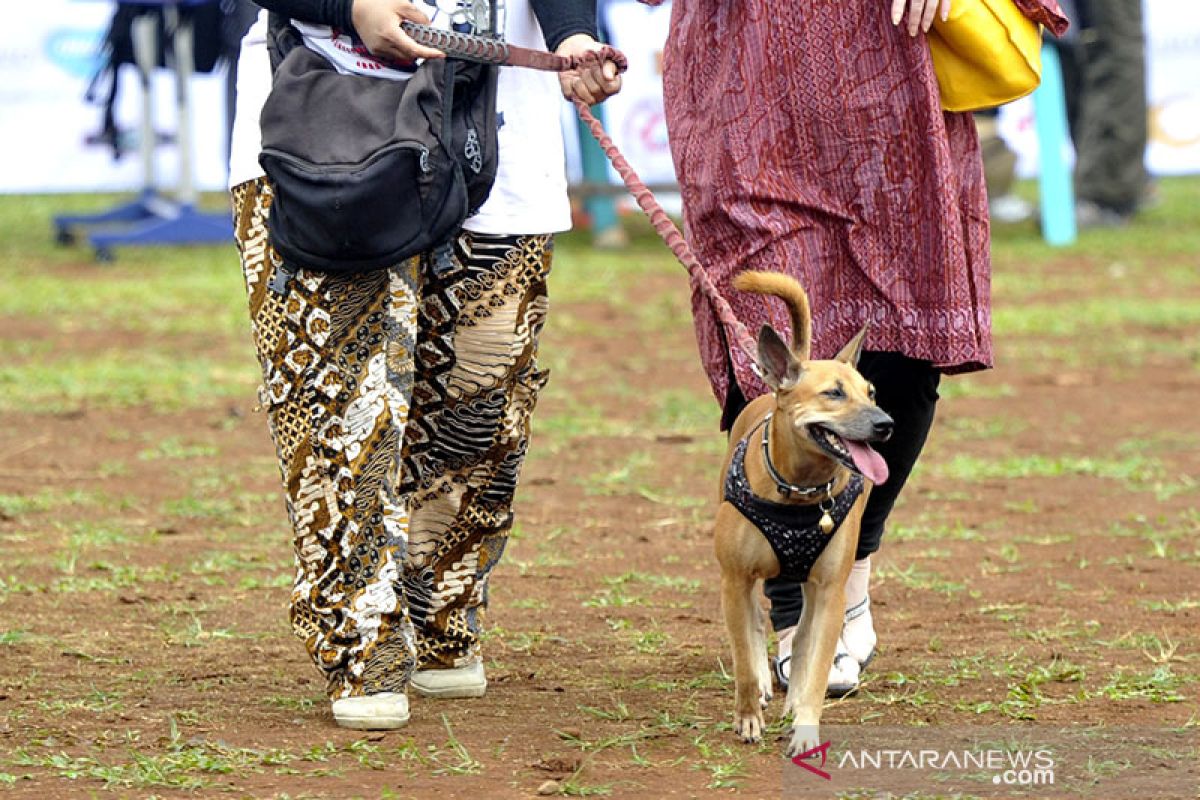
3,0,1198,194
1001,0,1200,178
3,0,231,194
596,0,675,188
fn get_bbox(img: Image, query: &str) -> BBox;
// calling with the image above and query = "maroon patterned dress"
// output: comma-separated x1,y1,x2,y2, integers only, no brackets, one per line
662,0,1066,409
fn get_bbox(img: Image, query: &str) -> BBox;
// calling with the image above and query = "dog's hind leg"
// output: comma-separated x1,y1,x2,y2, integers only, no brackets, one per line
721,570,765,743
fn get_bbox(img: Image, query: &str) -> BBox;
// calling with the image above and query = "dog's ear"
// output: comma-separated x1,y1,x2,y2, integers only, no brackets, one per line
757,325,802,390
833,323,869,367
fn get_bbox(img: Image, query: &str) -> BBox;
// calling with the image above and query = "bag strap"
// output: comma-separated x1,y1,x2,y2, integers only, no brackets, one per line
265,12,303,72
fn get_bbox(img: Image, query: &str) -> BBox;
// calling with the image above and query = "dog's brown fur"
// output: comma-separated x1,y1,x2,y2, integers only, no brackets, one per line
714,271,892,757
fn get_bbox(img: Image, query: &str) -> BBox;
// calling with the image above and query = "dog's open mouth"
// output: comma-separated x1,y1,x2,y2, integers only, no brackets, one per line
809,425,889,485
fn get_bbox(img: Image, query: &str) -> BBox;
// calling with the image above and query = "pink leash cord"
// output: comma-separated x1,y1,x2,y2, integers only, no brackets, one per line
570,97,758,361
401,23,759,360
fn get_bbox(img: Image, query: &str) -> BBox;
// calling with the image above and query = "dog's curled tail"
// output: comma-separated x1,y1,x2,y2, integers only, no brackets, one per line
731,271,812,361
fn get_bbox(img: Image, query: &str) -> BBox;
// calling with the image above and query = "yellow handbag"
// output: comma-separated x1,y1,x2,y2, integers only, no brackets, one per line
928,0,1043,113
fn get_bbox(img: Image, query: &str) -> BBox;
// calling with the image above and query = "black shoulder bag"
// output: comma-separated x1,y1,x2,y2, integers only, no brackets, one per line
258,11,499,273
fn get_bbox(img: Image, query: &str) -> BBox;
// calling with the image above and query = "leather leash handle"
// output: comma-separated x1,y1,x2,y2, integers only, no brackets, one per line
400,22,628,73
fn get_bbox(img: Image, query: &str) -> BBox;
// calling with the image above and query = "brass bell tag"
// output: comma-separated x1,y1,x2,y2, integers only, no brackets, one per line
818,490,836,535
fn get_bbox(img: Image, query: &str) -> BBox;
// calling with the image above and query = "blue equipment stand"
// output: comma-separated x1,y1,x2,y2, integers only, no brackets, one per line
53,0,232,261
1032,42,1077,247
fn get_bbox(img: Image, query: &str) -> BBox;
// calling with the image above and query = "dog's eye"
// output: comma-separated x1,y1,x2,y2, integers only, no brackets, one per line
868,387,877,401
822,387,845,400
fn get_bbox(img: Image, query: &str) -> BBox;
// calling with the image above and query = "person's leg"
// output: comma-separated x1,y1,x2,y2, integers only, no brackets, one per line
853,352,941,560
233,178,418,712
1073,0,1148,217
401,232,554,684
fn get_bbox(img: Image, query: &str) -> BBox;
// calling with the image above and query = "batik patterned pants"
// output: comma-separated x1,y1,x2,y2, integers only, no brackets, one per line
232,178,552,699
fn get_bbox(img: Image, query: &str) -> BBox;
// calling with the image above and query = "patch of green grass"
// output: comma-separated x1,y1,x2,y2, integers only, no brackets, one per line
50,562,180,594
978,603,1029,623
644,389,712,435
1098,666,1187,703
933,453,1163,484
690,737,749,790
1139,597,1200,614
582,452,655,497
938,415,1029,440
508,597,549,610
938,379,1015,400
7,732,296,790
428,716,481,776
64,521,135,549
602,571,700,594
0,489,102,518
533,403,635,449
582,584,646,609
875,562,966,595
0,352,256,413
38,689,124,716
138,436,219,461
579,701,632,723
162,495,240,521
888,519,985,543
547,230,679,306
994,297,1200,338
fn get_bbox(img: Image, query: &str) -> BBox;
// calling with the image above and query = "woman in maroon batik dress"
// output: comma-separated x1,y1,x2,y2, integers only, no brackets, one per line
663,0,1067,693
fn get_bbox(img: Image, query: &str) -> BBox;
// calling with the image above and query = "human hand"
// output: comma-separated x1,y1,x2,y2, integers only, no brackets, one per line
555,34,623,105
351,0,445,63
890,0,951,36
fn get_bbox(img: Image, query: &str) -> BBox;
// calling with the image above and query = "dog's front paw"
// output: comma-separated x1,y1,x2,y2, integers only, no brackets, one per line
733,710,765,744
755,655,773,708
785,723,821,759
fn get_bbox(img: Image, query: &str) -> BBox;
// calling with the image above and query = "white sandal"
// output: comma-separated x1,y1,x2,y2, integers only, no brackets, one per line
772,628,863,697
772,597,877,696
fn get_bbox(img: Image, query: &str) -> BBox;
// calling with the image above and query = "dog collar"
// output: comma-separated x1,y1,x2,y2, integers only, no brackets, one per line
759,413,836,501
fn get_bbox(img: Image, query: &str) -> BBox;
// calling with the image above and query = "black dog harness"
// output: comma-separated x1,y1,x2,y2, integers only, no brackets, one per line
723,433,864,582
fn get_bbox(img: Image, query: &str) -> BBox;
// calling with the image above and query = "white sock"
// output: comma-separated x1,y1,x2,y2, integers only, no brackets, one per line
845,556,871,611
842,557,876,665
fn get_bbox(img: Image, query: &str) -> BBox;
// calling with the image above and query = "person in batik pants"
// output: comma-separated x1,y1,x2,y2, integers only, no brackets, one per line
234,179,551,702
228,0,622,732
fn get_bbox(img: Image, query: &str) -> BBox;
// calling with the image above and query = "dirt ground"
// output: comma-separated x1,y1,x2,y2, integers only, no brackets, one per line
0,218,1197,799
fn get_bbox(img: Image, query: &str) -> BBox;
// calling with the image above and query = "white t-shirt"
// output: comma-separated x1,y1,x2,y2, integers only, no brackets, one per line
227,4,572,236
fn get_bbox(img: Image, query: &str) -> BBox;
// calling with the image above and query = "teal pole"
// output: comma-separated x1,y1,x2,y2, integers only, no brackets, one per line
1033,43,1077,246
576,104,624,245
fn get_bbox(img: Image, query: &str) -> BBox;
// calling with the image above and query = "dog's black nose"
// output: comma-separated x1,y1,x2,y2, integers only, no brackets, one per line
872,418,894,441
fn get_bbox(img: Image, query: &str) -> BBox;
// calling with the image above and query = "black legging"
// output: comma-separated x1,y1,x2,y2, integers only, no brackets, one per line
720,351,941,632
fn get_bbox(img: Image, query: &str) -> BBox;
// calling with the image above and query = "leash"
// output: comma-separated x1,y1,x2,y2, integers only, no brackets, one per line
402,22,759,361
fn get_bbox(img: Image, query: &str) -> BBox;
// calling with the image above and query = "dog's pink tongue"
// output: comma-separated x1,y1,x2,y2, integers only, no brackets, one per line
845,439,889,485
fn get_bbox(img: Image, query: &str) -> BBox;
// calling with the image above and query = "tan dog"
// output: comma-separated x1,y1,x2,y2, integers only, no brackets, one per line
714,271,893,758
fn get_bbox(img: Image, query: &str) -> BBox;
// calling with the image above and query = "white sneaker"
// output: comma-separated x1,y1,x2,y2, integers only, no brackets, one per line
330,692,410,730
410,658,487,699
